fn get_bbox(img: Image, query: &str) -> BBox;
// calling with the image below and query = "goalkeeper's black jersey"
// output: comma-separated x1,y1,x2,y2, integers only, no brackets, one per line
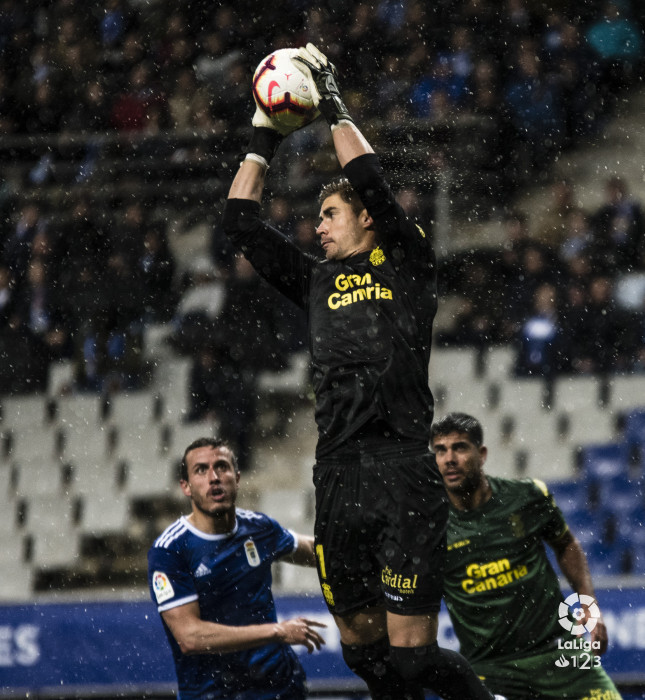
222,153,437,458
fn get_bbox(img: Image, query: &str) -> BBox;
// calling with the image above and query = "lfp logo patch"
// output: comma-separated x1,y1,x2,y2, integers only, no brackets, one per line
153,571,175,604
558,592,600,635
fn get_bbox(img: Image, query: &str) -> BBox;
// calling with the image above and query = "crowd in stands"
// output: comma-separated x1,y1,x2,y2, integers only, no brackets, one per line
0,0,644,464
438,173,645,378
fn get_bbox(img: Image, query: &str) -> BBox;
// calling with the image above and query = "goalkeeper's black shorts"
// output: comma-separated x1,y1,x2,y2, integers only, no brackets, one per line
312,448,448,617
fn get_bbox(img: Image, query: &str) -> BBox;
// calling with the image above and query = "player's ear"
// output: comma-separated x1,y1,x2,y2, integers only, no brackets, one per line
359,208,373,230
180,479,191,497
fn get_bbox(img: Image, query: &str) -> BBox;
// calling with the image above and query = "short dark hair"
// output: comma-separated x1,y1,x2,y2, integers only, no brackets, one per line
430,412,484,447
180,437,237,481
318,177,365,217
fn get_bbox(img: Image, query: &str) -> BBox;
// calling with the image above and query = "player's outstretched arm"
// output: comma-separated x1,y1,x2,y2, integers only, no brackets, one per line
331,121,375,169
227,65,305,203
226,123,282,203
293,43,374,168
162,601,326,655
281,534,316,567
227,157,267,203
550,529,609,654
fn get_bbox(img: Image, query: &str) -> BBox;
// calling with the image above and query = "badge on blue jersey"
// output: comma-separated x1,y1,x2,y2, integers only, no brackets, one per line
244,539,261,567
152,571,175,604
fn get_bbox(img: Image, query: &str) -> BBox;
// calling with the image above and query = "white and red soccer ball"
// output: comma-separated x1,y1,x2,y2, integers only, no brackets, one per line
252,48,319,132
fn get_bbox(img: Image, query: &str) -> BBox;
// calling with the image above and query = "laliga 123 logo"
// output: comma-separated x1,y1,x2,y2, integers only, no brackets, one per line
558,593,600,635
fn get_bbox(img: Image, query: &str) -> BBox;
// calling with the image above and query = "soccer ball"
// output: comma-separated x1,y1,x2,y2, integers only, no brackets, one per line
252,48,319,132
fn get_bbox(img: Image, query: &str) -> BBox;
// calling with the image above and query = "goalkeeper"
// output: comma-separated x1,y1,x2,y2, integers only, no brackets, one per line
222,44,503,700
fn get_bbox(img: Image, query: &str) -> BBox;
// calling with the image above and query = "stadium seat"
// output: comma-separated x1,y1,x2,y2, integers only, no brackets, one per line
258,488,314,531
436,380,495,418
257,350,311,396
626,518,645,573
546,480,586,517
31,529,81,570
581,443,630,482
169,420,219,455
78,491,130,537
498,378,549,414
565,510,601,549
22,493,77,533
143,322,174,361
0,495,19,532
631,546,645,574
11,458,66,498
608,374,645,413
624,409,645,445
482,345,516,381
0,558,34,600
585,539,630,577
560,408,616,447
592,476,645,517
54,394,105,426
552,375,604,412
430,347,478,385
61,422,109,465
499,401,559,448
106,390,162,427
0,533,29,568
110,422,168,461
154,357,192,422
273,561,320,593
470,438,517,478
66,457,124,498
5,425,64,463
0,394,51,429
121,453,180,499
511,442,578,481
47,359,75,396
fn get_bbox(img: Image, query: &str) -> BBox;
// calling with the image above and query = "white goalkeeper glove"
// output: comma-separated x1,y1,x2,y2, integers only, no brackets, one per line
251,101,298,137
244,100,290,169
245,88,304,168
293,43,354,126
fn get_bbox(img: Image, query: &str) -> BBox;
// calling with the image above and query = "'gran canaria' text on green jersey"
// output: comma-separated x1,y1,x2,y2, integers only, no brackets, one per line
443,476,569,663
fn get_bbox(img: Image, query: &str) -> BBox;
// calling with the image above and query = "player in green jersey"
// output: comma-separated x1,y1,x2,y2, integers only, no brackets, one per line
430,412,622,700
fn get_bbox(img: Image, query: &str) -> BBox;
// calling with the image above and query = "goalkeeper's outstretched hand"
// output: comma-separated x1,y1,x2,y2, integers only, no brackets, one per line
293,43,354,126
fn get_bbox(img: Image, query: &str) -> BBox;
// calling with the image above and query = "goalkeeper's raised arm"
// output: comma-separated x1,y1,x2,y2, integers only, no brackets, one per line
227,42,374,202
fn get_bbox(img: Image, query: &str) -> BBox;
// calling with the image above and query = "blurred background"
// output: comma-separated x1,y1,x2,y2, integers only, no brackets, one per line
1,0,645,697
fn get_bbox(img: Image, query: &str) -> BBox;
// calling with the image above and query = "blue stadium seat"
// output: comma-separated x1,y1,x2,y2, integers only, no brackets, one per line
630,543,645,575
593,476,645,518
543,511,630,575
625,409,645,444
547,480,586,517
581,443,630,482
624,410,645,476
565,510,601,549
585,539,631,577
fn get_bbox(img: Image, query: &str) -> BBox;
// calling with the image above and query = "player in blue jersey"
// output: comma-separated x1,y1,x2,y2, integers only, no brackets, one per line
147,437,326,700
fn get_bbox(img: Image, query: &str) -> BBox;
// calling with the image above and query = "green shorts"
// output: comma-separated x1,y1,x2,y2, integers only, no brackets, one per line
473,646,622,700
